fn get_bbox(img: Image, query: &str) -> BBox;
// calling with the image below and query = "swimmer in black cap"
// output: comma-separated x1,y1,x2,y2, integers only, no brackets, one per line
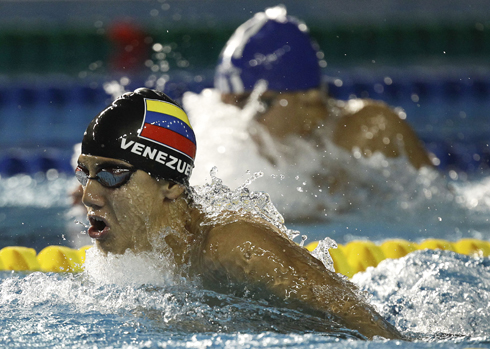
77,87,404,340
215,5,434,193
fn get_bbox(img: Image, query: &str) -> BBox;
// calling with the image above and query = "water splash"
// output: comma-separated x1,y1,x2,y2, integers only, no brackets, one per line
3,249,490,346
192,166,300,241
74,220,89,230
0,270,364,348
83,243,178,287
353,249,490,339
310,237,337,272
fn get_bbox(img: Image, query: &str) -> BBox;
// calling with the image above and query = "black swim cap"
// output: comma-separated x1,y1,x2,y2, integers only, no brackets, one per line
81,88,196,185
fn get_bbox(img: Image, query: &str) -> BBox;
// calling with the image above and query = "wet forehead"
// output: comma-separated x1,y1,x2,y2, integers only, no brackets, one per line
78,154,132,170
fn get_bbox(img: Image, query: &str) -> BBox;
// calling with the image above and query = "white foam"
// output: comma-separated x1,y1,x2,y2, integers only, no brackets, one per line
352,249,490,337
83,244,178,287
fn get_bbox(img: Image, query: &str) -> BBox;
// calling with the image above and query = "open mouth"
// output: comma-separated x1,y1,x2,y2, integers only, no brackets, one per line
88,216,109,240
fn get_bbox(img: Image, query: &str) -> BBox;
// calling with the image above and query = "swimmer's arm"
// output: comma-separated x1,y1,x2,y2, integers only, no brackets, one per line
198,221,404,340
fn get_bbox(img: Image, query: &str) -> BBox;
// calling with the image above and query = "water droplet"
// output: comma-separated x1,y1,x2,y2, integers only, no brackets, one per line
75,220,89,229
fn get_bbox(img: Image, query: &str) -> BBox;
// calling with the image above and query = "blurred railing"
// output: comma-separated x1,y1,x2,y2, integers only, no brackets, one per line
0,22,489,75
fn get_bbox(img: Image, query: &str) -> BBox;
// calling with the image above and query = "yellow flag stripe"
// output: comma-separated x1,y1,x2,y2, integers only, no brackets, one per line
146,99,192,129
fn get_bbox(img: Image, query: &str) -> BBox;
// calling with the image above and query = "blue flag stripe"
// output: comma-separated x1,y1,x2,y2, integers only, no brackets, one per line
144,110,196,144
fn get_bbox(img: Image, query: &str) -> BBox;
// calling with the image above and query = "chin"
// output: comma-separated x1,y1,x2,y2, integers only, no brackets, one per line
96,239,130,256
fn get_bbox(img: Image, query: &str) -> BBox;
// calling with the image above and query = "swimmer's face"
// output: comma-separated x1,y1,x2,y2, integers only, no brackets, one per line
221,89,326,138
77,154,184,255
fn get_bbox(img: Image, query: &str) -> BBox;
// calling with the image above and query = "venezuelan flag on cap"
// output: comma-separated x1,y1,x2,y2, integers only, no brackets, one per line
139,99,196,160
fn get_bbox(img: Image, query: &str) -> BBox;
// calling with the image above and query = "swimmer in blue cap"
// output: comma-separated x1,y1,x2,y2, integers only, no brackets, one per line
216,6,433,190
77,87,404,340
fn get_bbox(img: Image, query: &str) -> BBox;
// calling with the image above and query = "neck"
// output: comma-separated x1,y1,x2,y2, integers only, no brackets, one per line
148,195,195,266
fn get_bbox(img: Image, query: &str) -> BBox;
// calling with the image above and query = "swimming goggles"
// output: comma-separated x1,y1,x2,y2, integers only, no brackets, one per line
75,166,136,189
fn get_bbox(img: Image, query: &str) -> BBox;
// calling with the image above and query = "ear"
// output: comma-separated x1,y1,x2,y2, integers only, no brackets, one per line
161,181,185,200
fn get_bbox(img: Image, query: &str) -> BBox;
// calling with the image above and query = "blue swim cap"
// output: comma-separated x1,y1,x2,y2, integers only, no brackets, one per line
215,5,322,94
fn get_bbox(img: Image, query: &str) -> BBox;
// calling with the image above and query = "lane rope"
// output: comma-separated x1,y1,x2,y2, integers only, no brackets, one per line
306,238,490,277
0,238,488,275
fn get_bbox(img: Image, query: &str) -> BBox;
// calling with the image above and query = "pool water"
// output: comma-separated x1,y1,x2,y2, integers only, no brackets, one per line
1,164,490,348
1,244,489,348
1,71,490,348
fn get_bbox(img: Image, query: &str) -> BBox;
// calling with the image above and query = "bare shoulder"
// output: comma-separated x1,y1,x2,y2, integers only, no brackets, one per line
203,217,298,263
207,218,285,245
333,98,432,169
336,98,407,132
195,215,326,281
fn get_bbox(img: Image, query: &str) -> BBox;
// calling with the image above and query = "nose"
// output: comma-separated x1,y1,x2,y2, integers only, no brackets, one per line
81,178,105,210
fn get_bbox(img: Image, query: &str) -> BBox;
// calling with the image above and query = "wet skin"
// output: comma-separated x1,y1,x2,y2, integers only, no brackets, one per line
221,89,433,170
79,154,404,340
78,154,186,255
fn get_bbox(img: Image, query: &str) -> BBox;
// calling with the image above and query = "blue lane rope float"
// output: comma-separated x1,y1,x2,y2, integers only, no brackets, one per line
0,238,489,276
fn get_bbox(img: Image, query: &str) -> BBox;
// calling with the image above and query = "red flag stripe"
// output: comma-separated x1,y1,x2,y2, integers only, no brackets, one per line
140,123,196,159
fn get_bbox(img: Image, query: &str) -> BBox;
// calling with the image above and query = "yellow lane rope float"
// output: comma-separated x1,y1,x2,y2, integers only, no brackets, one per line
306,238,490,278
0,238,489,276
0,245,89,273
